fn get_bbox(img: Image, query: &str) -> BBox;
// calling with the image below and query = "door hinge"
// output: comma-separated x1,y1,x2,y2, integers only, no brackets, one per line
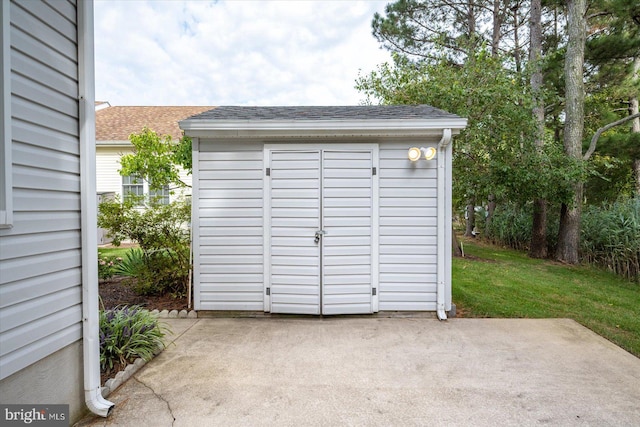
372,167,377,176
372,288,377,296
266,287,270,295
266,168,271,176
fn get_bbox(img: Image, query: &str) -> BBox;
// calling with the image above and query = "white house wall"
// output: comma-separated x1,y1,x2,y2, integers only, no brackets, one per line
378,141,439,311
195,141,264,310
0,0,83,379
96,146,123,194
96,145,192,201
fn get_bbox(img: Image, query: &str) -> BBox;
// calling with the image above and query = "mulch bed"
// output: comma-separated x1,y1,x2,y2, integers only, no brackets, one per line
99,276,189,311
98,276,188,385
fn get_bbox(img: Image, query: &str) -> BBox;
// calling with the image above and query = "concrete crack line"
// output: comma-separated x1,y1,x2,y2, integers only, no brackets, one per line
165,318,200,346
133,376,176,426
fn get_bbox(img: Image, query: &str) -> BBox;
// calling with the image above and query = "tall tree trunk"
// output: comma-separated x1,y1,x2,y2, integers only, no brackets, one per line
529,0,548,258
556,0,587,264
512,5,522,73
465,199,476,237
468,0,476,36
531,200,548,257
491,0,502,56
452,228,463,257
483,1,503,237
485,195,496,236
485,0,503,238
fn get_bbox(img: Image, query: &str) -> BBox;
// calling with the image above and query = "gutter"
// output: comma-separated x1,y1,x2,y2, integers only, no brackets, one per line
78,0,114,417
436,128,452,320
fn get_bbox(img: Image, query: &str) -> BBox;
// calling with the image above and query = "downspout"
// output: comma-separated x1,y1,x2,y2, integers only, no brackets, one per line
436,129,452,320
79,0,114,417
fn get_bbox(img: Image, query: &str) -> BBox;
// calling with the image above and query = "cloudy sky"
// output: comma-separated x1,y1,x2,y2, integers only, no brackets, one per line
94,0,392,106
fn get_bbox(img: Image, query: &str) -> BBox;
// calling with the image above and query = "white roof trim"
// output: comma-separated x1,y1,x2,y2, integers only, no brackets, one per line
96,140,132,146
179,118,468,140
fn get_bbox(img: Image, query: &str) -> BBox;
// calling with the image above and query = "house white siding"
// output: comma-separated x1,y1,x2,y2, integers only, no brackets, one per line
378,142,439,311
195,141,264,310
96,146,123,194
96,145,192,201
0,0,82,381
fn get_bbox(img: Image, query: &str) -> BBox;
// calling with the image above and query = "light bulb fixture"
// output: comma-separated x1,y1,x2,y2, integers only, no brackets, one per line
408,146,437,161
408,147,422,161
423,146,437,160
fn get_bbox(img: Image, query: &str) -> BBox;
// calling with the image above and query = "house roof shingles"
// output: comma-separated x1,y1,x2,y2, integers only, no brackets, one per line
186,105,461,122
96,106,215,141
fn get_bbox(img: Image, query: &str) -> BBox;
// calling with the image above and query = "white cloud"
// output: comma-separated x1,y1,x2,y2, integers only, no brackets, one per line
94,0,391,106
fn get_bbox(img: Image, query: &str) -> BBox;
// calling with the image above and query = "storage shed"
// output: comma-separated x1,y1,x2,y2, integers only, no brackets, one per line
180,105,467,319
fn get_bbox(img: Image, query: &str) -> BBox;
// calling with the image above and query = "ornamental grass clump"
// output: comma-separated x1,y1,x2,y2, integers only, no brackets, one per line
581,198,640,283
99,305,169,372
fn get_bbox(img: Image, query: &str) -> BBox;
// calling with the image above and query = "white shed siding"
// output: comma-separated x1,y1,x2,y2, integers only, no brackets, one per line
0,0,83,379
196,142,264,310
378,142,439,311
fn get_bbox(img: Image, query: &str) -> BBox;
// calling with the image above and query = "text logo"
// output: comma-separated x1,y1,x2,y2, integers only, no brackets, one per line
1,405,68,426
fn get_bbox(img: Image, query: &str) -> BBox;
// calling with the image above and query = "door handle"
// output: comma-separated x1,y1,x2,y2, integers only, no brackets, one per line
314,230,325,243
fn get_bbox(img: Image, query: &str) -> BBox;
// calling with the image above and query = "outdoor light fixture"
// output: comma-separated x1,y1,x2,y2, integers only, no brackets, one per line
408,147,422,161
408,146,437,161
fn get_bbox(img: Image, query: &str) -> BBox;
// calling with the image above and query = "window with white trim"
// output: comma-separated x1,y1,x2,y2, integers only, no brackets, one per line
149,183,170,205
122,174,144,206
122,175,170,206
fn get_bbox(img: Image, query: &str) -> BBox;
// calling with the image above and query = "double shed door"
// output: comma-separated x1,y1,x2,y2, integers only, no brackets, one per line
266,147,377,315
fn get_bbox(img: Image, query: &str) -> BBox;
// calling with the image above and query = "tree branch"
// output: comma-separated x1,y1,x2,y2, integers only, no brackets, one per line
584,112,640,160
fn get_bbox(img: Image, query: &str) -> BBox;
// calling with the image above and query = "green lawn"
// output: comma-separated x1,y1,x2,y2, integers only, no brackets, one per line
453,239,640,358
98,246,136,258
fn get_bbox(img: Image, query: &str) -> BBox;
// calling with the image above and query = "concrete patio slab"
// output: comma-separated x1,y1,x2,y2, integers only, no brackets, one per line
75,318,640,426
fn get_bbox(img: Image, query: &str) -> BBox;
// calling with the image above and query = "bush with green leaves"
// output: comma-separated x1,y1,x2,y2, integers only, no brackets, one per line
98,254,123,280
115,247,189,296
99,305,168,372
98,197,191,296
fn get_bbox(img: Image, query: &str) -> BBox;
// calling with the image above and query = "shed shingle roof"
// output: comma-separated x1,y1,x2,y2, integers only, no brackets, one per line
96,106,215,141
186,105,460,122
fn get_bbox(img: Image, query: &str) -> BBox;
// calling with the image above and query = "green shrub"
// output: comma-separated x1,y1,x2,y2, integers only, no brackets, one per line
581,198,640,282
136,248,190,297
98,197,191,296
487,202,561,253
99,305,169,372
486,203,532,251
98,254,123,280
113,249,146,278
